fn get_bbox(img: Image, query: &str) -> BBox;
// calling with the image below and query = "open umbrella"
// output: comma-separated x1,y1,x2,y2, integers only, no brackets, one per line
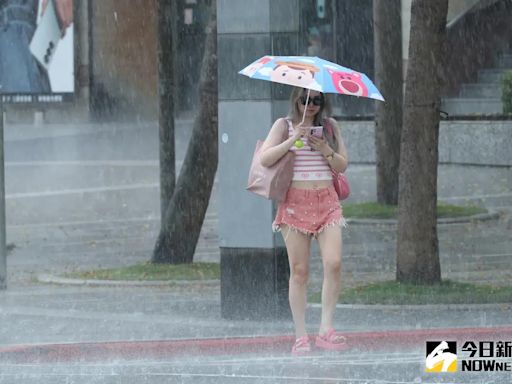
239,55,384,124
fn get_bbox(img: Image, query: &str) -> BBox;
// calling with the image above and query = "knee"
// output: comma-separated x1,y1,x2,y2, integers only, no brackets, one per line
290,264,309,285
323,258,341,275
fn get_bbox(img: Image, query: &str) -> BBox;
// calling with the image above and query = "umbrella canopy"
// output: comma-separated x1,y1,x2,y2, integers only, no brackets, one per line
239,55,384,101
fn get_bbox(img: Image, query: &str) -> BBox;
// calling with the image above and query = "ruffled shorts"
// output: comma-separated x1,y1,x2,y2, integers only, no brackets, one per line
272,186,346,238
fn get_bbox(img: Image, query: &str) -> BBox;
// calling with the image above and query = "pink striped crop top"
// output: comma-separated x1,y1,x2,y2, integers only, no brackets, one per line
286,119,332,181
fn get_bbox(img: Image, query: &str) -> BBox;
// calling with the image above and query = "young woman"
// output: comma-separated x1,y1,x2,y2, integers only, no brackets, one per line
259,87,348,355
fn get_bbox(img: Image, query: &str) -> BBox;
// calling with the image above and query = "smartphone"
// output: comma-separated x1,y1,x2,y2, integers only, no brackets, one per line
310,126,323,138
29,0,62,72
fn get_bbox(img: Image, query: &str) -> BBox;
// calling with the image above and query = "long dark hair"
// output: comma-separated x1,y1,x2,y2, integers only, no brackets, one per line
288,87,339,151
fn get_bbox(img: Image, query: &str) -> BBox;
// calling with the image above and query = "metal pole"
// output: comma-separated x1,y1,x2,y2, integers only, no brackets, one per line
0,97,6,290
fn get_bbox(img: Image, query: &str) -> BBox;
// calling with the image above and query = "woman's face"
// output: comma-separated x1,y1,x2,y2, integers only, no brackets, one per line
297,90,323,119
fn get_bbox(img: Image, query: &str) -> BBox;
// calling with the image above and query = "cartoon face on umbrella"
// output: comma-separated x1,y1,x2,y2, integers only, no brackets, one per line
270,61,321,90
327,69,368,97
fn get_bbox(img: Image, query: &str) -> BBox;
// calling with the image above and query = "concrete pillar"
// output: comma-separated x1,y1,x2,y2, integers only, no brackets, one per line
217,0,300,320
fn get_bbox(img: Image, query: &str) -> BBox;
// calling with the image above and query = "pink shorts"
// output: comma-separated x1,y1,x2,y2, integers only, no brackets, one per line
272,186,346,238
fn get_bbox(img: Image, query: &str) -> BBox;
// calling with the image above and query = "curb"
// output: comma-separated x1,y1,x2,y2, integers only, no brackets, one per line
2,326,512,363
345,211,500,225
37,274,220,288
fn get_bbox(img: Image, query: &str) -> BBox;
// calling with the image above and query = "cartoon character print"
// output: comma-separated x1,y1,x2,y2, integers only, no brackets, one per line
242,56,273,77
270,61,320,88
327,69,368,97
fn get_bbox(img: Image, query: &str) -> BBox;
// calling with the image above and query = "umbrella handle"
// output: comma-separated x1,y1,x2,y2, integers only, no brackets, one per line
295,89,310,148
300,89,310,125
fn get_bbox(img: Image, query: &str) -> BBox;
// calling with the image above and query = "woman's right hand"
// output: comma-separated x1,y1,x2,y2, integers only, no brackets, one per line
290,123,309,143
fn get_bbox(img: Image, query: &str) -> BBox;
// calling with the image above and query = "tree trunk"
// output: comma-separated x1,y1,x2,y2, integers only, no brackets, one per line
396,0,448,284
156,0,177,224
374,0,403,205
152,2,218,264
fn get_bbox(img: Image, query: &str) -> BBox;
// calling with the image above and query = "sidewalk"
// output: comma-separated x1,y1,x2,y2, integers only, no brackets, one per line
0,120,511,383
1,284,512,383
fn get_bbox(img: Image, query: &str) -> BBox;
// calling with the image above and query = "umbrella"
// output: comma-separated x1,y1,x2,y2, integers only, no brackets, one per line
239,55,384,124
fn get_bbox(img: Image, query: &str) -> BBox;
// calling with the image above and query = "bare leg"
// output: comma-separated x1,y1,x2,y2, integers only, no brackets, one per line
316,225,342,334
281,225,312,338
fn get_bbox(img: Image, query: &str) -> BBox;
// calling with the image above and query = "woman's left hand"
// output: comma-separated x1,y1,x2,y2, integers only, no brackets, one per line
308,135,331,156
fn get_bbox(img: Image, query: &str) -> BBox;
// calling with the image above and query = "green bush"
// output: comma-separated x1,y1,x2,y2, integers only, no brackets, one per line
65,262,220,281
503,70,512,114
310,280,512,305
342,202,486,220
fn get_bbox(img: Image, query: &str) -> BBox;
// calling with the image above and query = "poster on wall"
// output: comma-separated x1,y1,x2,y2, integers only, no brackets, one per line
0,0,74,103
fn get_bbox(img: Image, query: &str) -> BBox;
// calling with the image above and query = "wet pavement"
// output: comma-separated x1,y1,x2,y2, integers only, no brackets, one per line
2,282,512,383
3,335,512,383
0,118,512,383
2,284,512,345
3,350,511,384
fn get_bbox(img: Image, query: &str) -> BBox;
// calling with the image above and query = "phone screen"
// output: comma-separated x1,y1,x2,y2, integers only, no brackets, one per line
310,126,323,137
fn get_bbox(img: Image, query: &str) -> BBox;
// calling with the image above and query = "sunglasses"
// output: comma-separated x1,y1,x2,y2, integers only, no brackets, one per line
300,95,324,106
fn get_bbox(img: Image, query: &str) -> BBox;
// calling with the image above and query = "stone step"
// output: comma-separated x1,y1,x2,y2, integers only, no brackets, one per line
441,98,503,115
478,69,508,83
460,83,502,98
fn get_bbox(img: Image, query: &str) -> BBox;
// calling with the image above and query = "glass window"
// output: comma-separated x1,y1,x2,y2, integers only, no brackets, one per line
300,0,376,117
300,0,335,61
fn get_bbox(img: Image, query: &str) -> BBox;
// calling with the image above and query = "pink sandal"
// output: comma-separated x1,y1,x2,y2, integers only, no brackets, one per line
291,335,311,356
315,328,348,351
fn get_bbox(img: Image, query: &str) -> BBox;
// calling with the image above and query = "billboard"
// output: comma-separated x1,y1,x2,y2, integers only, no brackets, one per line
0,0,74,103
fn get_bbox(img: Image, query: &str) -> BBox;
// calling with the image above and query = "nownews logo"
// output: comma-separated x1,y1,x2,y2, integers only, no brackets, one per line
426,340,512,373
460,341,512,372
426,341,457,372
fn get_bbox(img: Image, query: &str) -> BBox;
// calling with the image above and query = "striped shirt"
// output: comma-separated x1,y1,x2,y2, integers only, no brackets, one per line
286,119,332,181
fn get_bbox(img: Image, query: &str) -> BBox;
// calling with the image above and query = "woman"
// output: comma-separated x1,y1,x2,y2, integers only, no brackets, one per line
0,0,73,93
259,87,348,355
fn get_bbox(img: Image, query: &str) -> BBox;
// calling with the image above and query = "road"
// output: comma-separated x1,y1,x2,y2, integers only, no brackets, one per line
3,117,512,288
1,117,512,383
4,117,221,284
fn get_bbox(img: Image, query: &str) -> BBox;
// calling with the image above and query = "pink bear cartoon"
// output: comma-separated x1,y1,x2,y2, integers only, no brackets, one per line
327,69,368,97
